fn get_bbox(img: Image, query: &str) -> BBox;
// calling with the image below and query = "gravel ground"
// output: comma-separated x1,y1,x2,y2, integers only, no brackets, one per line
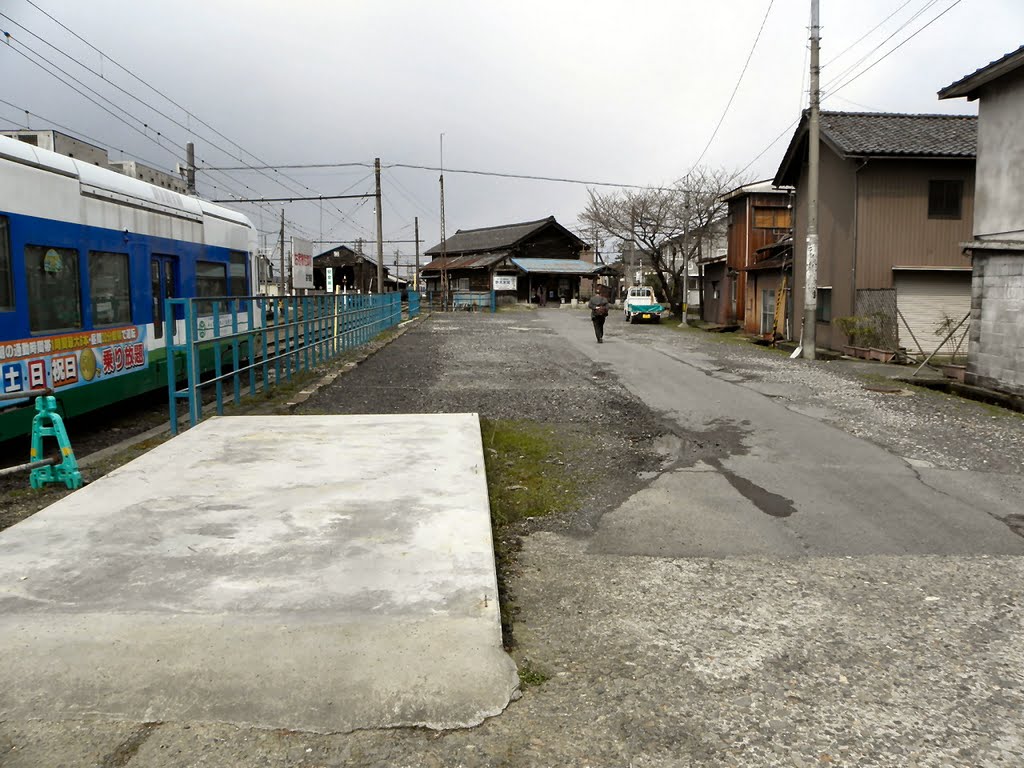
3,308,1023,767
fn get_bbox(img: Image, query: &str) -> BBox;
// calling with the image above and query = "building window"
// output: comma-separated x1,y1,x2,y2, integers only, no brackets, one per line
761,289,776,334
25,245,82,332
229,251,248,296
88,251,131,326
753,207,792,229
196,260,227,313
816,287,832,323
0,217,12,311
453,277,470,292
928,180,963,219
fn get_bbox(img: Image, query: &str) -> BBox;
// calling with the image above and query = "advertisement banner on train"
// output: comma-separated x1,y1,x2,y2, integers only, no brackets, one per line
0,325,148,403
292,237,314,290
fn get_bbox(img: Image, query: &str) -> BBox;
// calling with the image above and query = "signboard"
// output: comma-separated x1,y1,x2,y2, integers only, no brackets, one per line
493,274,517,291
0,325,148,405
291,237,314,290
326,266,335,292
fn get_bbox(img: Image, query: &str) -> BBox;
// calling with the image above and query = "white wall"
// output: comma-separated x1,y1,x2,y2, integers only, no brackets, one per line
975,68,1024,240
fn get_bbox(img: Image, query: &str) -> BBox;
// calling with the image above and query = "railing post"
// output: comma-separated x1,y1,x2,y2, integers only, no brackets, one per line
213,300,224,416
166,297,179,436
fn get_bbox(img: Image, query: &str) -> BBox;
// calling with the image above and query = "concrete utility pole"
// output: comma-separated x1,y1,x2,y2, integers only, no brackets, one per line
629,208,636,289
439,133,448,309
414,216,420,291
278,208,285,298
185,142,196,195
374,158,384,294
802,0,821,360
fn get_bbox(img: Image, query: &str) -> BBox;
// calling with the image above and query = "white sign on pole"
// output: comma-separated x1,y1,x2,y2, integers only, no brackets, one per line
291,237,314,290
326,266,334,292
493,274,517,291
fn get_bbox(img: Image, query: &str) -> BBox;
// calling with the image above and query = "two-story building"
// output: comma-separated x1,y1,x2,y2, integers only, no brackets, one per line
939,45,1024,396
774,111,977,354
422,216,609,305
720,180,794,334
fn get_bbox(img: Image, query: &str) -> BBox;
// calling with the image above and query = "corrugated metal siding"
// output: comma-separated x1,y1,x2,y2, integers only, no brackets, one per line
856,160,975,288
792,147,856,350
894,271,972,356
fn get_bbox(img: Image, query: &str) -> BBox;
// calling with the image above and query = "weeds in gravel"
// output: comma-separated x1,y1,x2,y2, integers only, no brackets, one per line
517,663,550,688
479,419,579,526
480,418,583,648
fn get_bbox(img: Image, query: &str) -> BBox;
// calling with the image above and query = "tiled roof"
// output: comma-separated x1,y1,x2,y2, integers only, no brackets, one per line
420,252,508,272
820,112,977,157
939,44,1024,100
424,216,586,255
774,111,977,186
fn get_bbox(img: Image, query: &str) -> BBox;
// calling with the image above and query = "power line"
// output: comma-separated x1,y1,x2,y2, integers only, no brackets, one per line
825,0,964,98
821,0,917,69
685,0,775,176
12,1,372,237
822,0,943,93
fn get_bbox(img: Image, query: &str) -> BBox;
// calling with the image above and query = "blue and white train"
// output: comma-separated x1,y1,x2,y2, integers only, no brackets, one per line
0,133,259,439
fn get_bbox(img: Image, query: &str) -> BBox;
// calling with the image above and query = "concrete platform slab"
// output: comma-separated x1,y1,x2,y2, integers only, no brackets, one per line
0,414,518,733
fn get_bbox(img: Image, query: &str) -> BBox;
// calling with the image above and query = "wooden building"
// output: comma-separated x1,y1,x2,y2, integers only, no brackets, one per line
312,246,392,293
775,111,977,353
421,216,609,304
720,180,793,334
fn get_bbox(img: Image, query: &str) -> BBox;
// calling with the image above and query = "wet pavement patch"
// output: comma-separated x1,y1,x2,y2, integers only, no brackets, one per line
707,457,796,518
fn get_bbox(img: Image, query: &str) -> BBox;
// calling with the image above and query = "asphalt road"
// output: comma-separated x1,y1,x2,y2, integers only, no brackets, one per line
545,310,1024,559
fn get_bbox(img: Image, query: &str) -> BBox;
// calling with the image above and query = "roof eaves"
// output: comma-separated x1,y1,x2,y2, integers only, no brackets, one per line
939,44,1024,101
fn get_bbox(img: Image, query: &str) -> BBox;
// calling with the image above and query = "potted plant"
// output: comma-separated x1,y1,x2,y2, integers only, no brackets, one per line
835,315,885,359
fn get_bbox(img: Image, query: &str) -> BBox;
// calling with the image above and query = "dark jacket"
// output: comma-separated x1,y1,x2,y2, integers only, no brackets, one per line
587,294,609,318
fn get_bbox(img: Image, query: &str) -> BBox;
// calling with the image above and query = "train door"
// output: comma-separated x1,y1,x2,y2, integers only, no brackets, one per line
150,254,179,343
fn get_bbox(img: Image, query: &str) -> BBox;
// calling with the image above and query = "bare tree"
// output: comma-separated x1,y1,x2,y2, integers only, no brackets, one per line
579,167,739,317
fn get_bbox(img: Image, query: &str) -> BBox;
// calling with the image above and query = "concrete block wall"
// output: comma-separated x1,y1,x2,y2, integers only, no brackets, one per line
967,253,1024,396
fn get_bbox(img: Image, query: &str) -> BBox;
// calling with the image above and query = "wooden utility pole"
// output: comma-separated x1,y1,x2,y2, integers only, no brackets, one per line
802,0,821,360
278,209,285,297
414,216,420,291
374,158,384,294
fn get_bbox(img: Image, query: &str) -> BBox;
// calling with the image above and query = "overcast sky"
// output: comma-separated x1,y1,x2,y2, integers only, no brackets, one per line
2,0,1022,266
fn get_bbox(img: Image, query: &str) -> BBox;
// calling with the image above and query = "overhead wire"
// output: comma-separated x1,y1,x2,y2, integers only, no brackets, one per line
10,2,371,239
822,0,943,94
684,0,775,176
824,0,965,99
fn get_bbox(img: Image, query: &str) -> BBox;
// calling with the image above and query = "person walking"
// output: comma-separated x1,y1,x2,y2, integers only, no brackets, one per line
587,286,610,343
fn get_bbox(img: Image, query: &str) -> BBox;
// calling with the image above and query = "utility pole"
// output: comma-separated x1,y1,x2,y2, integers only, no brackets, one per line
414,216,420,291
185,142,196,195
802,0,821,360
278,208,285,298
374,158,384,294
439,133,448,310
629,209,636,289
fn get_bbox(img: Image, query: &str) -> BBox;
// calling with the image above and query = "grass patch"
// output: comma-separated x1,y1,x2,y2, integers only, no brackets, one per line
480,418,583,649
479,418,580,526
517,663,550,688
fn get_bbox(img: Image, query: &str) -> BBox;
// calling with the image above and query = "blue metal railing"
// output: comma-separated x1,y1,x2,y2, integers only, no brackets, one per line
165,292,403,433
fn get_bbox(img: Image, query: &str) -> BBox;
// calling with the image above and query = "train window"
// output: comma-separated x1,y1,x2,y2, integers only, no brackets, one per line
25,245,82,332
88,251,131,326
196,260,227,313
0,217,12,311
229,252,248,296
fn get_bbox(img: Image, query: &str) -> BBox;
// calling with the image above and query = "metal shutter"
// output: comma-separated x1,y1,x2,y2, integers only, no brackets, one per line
894,271,971,357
